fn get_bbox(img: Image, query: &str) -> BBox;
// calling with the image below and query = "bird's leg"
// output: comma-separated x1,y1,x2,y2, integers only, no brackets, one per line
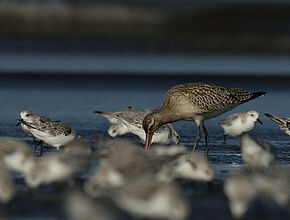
223,134,226,145
202,123,209,158
33,137,38,151
193,124,200,151
39,143,43,157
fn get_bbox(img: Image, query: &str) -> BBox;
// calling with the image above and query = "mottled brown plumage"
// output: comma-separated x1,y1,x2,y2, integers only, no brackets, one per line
143,83,266,156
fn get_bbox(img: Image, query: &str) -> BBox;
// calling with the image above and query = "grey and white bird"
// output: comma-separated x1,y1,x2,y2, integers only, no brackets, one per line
24,152,89,188
18,111,79,155
109,178,189,220
142,83,266,156
0,138,36,175
94,107,180,145
64,139,93,157
158,151,215,182
64,190,131,220
0,166,15,203
220,110,262,144
224,166,290,218
85,140,214,197
265,113,290,135
239,133,275,169
17,110,60,148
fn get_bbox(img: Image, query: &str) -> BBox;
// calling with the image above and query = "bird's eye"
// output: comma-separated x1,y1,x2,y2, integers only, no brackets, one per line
250,114,254,117
26,114,30,117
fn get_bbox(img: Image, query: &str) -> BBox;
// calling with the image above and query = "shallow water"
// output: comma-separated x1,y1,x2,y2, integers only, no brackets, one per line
0,75,289,219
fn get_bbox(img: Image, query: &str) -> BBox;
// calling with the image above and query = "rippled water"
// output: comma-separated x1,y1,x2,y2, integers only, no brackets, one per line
0,75,289,219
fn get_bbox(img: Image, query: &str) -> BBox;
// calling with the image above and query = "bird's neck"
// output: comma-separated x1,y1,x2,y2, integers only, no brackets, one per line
154,108,179,125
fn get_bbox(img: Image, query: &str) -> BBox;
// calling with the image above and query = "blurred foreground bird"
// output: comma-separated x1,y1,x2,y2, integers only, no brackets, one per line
224,166,290,218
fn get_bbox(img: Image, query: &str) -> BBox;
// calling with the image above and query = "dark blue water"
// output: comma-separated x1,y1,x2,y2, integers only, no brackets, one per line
0,74,289,219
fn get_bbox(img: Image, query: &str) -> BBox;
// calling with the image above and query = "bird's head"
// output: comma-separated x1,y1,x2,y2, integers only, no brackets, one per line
17,110,34,125
142,113,161,150
247,110,263,124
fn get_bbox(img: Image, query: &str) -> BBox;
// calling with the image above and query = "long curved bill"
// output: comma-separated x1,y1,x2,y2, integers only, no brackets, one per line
145,133,152,150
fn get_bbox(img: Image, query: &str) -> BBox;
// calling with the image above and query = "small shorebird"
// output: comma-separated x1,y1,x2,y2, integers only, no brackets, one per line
85,140,214,196
64,139,93,157
64,190,130,220
24,152,89,188
18,111,79,155
224,167,290,218
220,110,262,144
109,178,189,220
0,138,36,175
17,110,60,148
265,113,290,135
239,133,275,169
142,83,266,156
95,107,180,145
0,166,15,203
158,151,215,182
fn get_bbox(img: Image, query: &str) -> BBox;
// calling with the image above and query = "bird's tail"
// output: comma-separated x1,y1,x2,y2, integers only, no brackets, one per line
231,88,267,103
250,92,267,100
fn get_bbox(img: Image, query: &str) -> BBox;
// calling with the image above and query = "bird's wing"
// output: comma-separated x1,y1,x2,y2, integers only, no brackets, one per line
177,83,261,112
220,114,239,126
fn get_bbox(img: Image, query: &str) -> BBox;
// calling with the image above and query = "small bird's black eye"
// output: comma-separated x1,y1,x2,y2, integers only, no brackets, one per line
26,114,30,117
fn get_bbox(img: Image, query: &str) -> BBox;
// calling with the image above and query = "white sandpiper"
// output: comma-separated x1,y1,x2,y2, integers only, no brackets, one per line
109,178,189,220
85,140,214,197
86,176,189,220
239,133,275,169
265,113,290,135
64,190,129,220
24,152,90,188
0,166,15,203
142,82,266,157
18,111,79,155
0,138,36,175
224,166,290,218
17,110,60,148
220,110,262,144
94,107,180,145
64,139,93,157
